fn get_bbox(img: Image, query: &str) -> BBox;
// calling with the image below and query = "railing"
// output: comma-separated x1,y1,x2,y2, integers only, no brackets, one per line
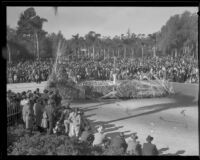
7,104,21,126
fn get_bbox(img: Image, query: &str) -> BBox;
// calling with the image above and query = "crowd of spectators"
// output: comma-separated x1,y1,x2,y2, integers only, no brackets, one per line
7,58,53,83
7,88,159,155
7,55,199,84
58,55,199,83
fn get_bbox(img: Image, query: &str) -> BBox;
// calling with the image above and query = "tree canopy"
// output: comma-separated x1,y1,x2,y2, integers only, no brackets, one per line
6,8,198,61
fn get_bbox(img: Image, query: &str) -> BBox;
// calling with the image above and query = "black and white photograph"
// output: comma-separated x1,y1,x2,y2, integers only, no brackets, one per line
6,6,198,156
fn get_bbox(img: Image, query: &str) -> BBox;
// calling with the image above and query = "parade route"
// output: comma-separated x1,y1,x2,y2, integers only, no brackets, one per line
7,82,199,155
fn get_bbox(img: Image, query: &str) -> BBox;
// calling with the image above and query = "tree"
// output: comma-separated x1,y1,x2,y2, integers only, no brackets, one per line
7,25,16,63
16,7,48,59
157,11,197,57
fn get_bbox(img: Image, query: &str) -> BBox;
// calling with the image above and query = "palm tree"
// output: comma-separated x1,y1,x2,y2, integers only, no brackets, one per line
53,7,58,15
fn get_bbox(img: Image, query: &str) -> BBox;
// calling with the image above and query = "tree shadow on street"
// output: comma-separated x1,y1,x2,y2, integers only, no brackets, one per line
104,93,197,124
160,149,185,156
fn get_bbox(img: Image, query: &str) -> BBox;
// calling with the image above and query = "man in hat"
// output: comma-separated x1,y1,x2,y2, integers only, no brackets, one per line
80,111,90,133
142,135,158,155
126,132,142,155
22,99,35,132
68,108,81,138
54,89,62,108
33,97,44,131
110,132,128,154
45,99,57,134
58,102,72,135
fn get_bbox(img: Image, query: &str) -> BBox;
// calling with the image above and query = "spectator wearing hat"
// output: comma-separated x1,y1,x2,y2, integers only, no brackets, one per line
58,102,71,135
22,99,35,132
45,99,57,134
33,97,44,131
54,90,62,107
142,135,158,156
41,111,48,130
110,132,128,154
68,108,81,138
126,133,142,155
79,111,90,133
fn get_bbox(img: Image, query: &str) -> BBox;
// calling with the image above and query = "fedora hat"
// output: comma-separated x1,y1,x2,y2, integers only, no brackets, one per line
146,135,153,142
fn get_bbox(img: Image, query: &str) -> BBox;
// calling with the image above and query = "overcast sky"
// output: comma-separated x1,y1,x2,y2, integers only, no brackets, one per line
7,7,198,39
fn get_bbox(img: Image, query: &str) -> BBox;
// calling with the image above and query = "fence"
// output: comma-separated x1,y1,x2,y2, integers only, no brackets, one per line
7,103,22,126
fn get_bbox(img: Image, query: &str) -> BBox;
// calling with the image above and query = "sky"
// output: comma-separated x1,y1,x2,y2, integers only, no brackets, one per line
7,7,198,39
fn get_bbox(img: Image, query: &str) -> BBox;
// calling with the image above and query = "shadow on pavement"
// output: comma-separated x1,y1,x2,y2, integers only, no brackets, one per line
158,147,169,155
160,149,185,156
104,93,197,124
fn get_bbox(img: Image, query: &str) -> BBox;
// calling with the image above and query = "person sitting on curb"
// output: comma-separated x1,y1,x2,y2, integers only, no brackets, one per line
93,125,106,147
110,132,128,154
79,126,94,146
126,132,142,155
142,135,158,156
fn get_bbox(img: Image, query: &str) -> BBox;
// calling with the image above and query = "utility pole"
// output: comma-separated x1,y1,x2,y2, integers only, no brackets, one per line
124,47,126,59
7,44,11,63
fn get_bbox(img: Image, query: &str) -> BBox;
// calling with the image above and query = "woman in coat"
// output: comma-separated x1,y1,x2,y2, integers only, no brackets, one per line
33,98,44,130
23,99,35,132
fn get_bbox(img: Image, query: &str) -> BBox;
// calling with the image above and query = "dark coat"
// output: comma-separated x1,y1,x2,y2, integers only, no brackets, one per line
45,104,56,134
33,102,43,126
80,130,91,142
45,105,56,122
111,136,128,152
59,109,70,123
142,142,158,155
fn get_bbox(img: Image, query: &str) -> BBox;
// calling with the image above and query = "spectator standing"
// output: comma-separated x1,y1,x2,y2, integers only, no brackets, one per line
45,99,57,134
22,99,35,132
33,97,44,131
110,132,128,154
142,135,158,155
58,103,71,135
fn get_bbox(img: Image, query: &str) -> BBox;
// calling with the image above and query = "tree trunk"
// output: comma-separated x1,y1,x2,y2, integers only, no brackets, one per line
175,48,177,58
196,41,198,59
124,47,126,59
87,48,89,57
104,49,106,60
153,46,156,58
118,49,120,58
131,48,134,59
93,46,95,59
7,43,11,63
108,48,110,59
141,47,144,61
35,32,39,59
77,48,79,59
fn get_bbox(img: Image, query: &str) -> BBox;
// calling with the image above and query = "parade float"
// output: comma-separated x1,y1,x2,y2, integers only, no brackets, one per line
45,40,174,100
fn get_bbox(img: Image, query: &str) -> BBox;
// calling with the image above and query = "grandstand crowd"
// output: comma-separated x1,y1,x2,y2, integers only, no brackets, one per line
7,55,199,84
7,88,159,155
